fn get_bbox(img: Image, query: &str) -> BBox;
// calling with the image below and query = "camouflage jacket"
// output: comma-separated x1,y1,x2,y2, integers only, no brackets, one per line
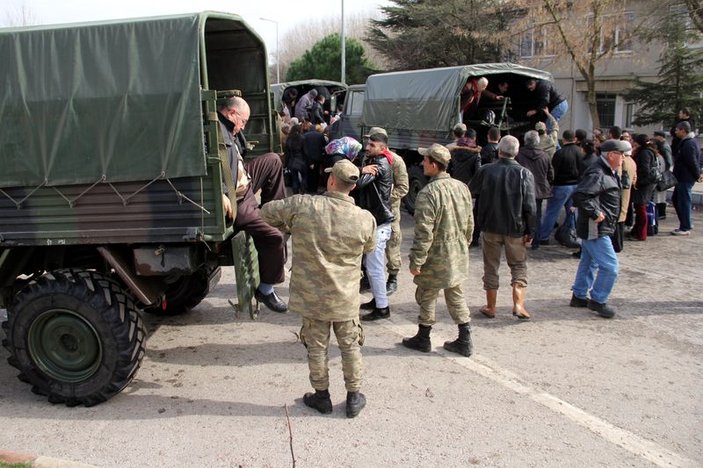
390,152,409,206
261,192,376,321
409,173,474,289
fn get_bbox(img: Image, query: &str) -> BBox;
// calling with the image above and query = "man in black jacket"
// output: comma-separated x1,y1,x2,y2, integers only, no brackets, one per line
569,139,628,318
535,130,582,247
470,135,537,320
525,78,568,132
671,121,702,236
357,131,395,321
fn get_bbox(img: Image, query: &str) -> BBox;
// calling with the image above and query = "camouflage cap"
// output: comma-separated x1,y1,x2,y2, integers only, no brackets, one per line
324,159,360,183
418,143,451,166
535,121,547,131
363,126,388,138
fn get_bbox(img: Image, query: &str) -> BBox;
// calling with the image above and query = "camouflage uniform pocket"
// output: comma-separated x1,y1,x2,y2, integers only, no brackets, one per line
354,319,365,347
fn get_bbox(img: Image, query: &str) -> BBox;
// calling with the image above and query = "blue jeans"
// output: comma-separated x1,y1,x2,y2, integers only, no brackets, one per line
364,223,392,308
549,100,568,129
538,185,576,242
672,181,694,231
572,235,619,304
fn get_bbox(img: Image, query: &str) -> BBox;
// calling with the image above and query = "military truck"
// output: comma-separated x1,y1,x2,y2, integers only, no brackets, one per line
0,12,272,406
330,63,554,212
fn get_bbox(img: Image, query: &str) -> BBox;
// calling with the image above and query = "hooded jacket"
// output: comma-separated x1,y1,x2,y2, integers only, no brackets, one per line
516,145,553,199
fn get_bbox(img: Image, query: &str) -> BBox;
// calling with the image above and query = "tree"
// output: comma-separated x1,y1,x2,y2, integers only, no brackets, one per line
507,0,659,128
285,33,375,84
277,11,389,83
366,0,507,70
625,9,703,126
683,0,703,34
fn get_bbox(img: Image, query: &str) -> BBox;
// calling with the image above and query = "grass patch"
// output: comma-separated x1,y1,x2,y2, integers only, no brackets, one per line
0,462,33,468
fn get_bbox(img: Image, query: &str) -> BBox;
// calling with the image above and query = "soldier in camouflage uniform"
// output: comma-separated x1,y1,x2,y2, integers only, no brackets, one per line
402,144,475,357
261,159,376,418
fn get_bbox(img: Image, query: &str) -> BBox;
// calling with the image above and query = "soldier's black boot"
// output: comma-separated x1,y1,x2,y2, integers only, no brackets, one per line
346,391,366,418
443,323,473,357
386,274,398,296
303,389,333,414
401,324,432,352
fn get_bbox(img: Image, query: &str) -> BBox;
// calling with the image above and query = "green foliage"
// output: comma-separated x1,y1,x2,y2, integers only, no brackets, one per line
625,17,703,126
286,34,375,84
366,0,506,70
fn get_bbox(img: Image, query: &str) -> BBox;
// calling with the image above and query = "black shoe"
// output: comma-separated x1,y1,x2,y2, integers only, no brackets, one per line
346,391,366,418
361,306,390,321
587,299,616,318
386,276,398,296
401,325,431,352
303,390,332,414
443,323,473,357
360,298,376,310
359,276,370,292
570,294,588,308
255,289,288,313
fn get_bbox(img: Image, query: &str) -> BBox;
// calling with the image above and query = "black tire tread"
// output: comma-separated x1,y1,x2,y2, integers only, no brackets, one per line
2,269,146,407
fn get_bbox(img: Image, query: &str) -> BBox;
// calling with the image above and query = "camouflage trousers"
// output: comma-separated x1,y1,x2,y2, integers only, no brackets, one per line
415,285,471,327
300,317,365,392
385,201,402,275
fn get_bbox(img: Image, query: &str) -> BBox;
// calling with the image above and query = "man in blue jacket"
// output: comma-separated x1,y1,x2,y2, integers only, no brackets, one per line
671,121,702,236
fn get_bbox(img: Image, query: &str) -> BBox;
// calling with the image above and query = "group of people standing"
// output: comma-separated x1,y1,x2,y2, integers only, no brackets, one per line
218,91,700,419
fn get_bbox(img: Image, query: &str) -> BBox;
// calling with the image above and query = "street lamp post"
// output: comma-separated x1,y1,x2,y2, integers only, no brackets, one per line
259,17,280,84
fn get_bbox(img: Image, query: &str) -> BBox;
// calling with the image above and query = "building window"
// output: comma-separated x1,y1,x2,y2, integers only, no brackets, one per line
596,93,617,128
625,102,635,128
518,25,557,58
588,12,635,54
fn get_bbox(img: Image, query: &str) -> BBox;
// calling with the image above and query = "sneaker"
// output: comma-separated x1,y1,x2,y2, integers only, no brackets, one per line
587,299,616,318
569,294,588,308
671,229,691,236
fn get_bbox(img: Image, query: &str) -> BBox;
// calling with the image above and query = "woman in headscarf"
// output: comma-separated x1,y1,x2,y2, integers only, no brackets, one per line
324,137,363,168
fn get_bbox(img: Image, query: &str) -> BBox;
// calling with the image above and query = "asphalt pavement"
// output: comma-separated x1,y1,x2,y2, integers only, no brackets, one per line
1,202,701,467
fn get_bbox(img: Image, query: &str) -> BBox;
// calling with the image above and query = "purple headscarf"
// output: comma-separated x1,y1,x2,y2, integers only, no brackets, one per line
325,137,363,161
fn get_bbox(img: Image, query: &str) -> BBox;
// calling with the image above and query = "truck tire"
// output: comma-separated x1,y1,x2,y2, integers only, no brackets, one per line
146,267,215,316
2,270,146,407
403,165,428,215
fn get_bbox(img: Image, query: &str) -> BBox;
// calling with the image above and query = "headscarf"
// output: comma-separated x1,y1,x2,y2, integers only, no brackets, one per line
325,137,362,161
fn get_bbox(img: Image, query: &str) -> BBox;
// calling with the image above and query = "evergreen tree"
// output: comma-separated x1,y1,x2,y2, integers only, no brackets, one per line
625,15,703,126
366,0,506,70
286,34,375,84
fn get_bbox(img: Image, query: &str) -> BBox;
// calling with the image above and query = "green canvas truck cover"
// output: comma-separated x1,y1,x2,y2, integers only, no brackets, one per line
363,63,553,134
0,15,208,189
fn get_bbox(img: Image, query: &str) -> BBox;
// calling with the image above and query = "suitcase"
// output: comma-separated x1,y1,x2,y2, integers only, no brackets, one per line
647,201,658,236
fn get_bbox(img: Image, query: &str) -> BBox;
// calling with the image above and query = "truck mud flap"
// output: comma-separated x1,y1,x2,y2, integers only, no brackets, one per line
230,231,260,319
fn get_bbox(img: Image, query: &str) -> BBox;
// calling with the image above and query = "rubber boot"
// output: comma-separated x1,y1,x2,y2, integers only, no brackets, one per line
346,391,366,418
443,323,473,357
401,324,432,352
386,273,398,296
480,289,498,318
303,389,333,414
511,284,530,320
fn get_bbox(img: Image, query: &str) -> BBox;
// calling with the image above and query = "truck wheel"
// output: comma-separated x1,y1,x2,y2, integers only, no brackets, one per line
2,270,146,407
147,267,214,316
404,166,428,215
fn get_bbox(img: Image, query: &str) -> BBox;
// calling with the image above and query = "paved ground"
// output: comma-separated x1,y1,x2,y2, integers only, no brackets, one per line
1,204,701,467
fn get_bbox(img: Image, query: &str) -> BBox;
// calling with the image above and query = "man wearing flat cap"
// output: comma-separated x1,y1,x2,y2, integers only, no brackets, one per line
261,159,376,418
402,144,475,357
569,139,629,318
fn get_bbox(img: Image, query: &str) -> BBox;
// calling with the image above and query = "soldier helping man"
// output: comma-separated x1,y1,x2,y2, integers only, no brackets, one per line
261,160,377,418
402,144,475,357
